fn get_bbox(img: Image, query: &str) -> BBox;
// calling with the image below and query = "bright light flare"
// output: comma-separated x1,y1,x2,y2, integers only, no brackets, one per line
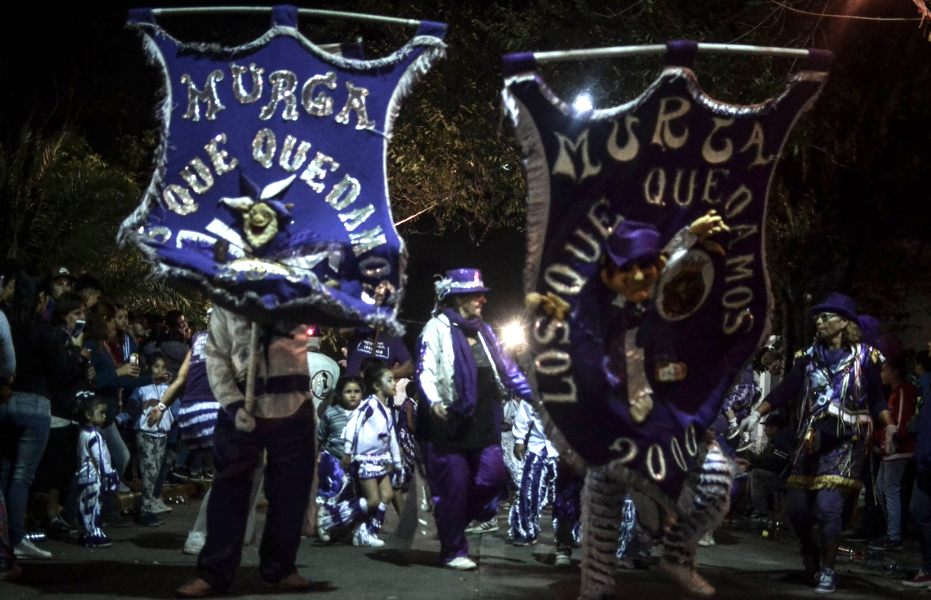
573,94,593,112
501,322,526,348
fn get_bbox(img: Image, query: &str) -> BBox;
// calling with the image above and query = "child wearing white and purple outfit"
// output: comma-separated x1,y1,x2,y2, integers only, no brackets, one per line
315,376,362,542
508,400,558,546
76,394,119,547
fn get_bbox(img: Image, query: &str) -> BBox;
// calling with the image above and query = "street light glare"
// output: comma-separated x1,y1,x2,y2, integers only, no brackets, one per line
573,94,593,111
502,322,525,347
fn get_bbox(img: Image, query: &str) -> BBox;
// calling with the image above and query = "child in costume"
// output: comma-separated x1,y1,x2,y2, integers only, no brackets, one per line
390,380,418,510
320,366,401,547
76,393,120,547
315,376,363,542
508,400,558,546
129,353,174,527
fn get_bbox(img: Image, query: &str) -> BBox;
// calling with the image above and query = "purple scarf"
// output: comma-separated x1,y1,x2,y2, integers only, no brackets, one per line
443,308,486,420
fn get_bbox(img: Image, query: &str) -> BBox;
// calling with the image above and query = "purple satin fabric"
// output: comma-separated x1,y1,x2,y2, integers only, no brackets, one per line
442,308,482,421
421,441,508,562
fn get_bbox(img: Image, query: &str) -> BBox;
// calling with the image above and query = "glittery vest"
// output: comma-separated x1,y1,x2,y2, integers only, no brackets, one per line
799,343,873,430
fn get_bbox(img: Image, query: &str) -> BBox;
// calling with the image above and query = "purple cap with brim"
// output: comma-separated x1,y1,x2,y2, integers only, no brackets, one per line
605,221,662,270
436,268,491,300
809,292,858,322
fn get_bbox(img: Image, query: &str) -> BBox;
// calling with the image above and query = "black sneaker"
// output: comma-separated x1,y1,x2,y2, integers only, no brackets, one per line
102,510,132,528
844,529,870,543
868,536,903,551
139,512,163,527
165,470,186,485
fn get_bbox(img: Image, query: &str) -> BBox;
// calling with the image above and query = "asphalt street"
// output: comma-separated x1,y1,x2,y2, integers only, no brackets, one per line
0,480,922,600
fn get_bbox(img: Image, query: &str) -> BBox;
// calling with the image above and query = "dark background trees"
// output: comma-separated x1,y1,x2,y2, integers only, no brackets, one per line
1,0,929,349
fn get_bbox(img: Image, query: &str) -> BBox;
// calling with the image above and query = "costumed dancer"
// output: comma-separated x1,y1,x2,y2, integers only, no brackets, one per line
390,380,418,512
76,394,120,548
319,365,401,547
509,399,559,546
533,216,736,598
416,268,534,570
723,364,761,451
737,293,893,594
500,393,525,491
315,376,363,543
177,306,316,597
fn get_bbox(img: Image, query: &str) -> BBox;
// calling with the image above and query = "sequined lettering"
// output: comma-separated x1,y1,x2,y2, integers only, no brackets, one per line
180,157,214,194
181,70,226,121
672,169,699,207
349,226,386,257
335,82,375,130
302,72,337,117
701,117,734,164
230,63,264,104
300,152,340,193
650,97,691,150
278,135,312,172
205,134,239,175
259,71,299,121
325,174,360,210
339,204,375,232
540,376,578,404
543,264,585,295
163,184,198,215
607,115,641,162
252,128,276,169
739,122,775,167
552,129,602,183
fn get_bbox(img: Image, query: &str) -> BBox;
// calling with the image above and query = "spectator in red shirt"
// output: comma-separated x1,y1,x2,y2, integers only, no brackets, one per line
870,352,917,551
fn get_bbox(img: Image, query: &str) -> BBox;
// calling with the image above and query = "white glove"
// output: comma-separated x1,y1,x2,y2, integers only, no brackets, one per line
235,408,257,433
737,410,762,438
883,424,897,455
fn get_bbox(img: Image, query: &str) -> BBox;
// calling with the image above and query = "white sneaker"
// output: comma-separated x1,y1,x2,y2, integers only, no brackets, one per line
14,539,52,559
464,518,498,534
554,550,572,567
352,525,385,547
183,531,206,555
152,498,173,514
446,556,477,570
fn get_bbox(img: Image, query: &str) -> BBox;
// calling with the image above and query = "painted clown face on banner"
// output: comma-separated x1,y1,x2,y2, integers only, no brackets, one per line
504,42,831,502
121,6,446,333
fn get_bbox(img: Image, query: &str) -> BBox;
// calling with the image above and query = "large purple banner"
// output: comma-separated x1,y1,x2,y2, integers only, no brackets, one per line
503,42,830,499
121,6,445,333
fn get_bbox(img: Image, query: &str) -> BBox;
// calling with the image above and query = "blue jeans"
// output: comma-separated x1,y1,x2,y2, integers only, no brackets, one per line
878,458,909,542
0,392,51,544
910,470,931,571
101,423,130,479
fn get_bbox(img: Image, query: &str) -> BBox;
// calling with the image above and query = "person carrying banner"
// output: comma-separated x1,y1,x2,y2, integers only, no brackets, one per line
177,306,315,598
416,268,534,570
737,293,893,594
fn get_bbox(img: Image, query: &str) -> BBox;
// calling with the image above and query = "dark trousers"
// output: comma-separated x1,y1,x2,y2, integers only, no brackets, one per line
909,470,931,571
197,403,315,592
787,487,848,550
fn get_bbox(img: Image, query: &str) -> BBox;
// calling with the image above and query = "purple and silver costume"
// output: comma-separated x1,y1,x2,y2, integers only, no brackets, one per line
417,269,534,564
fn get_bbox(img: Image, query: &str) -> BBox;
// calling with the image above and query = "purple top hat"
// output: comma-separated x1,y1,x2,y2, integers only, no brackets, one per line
809,292,858,322
605,221,662,270
435,268,491,300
